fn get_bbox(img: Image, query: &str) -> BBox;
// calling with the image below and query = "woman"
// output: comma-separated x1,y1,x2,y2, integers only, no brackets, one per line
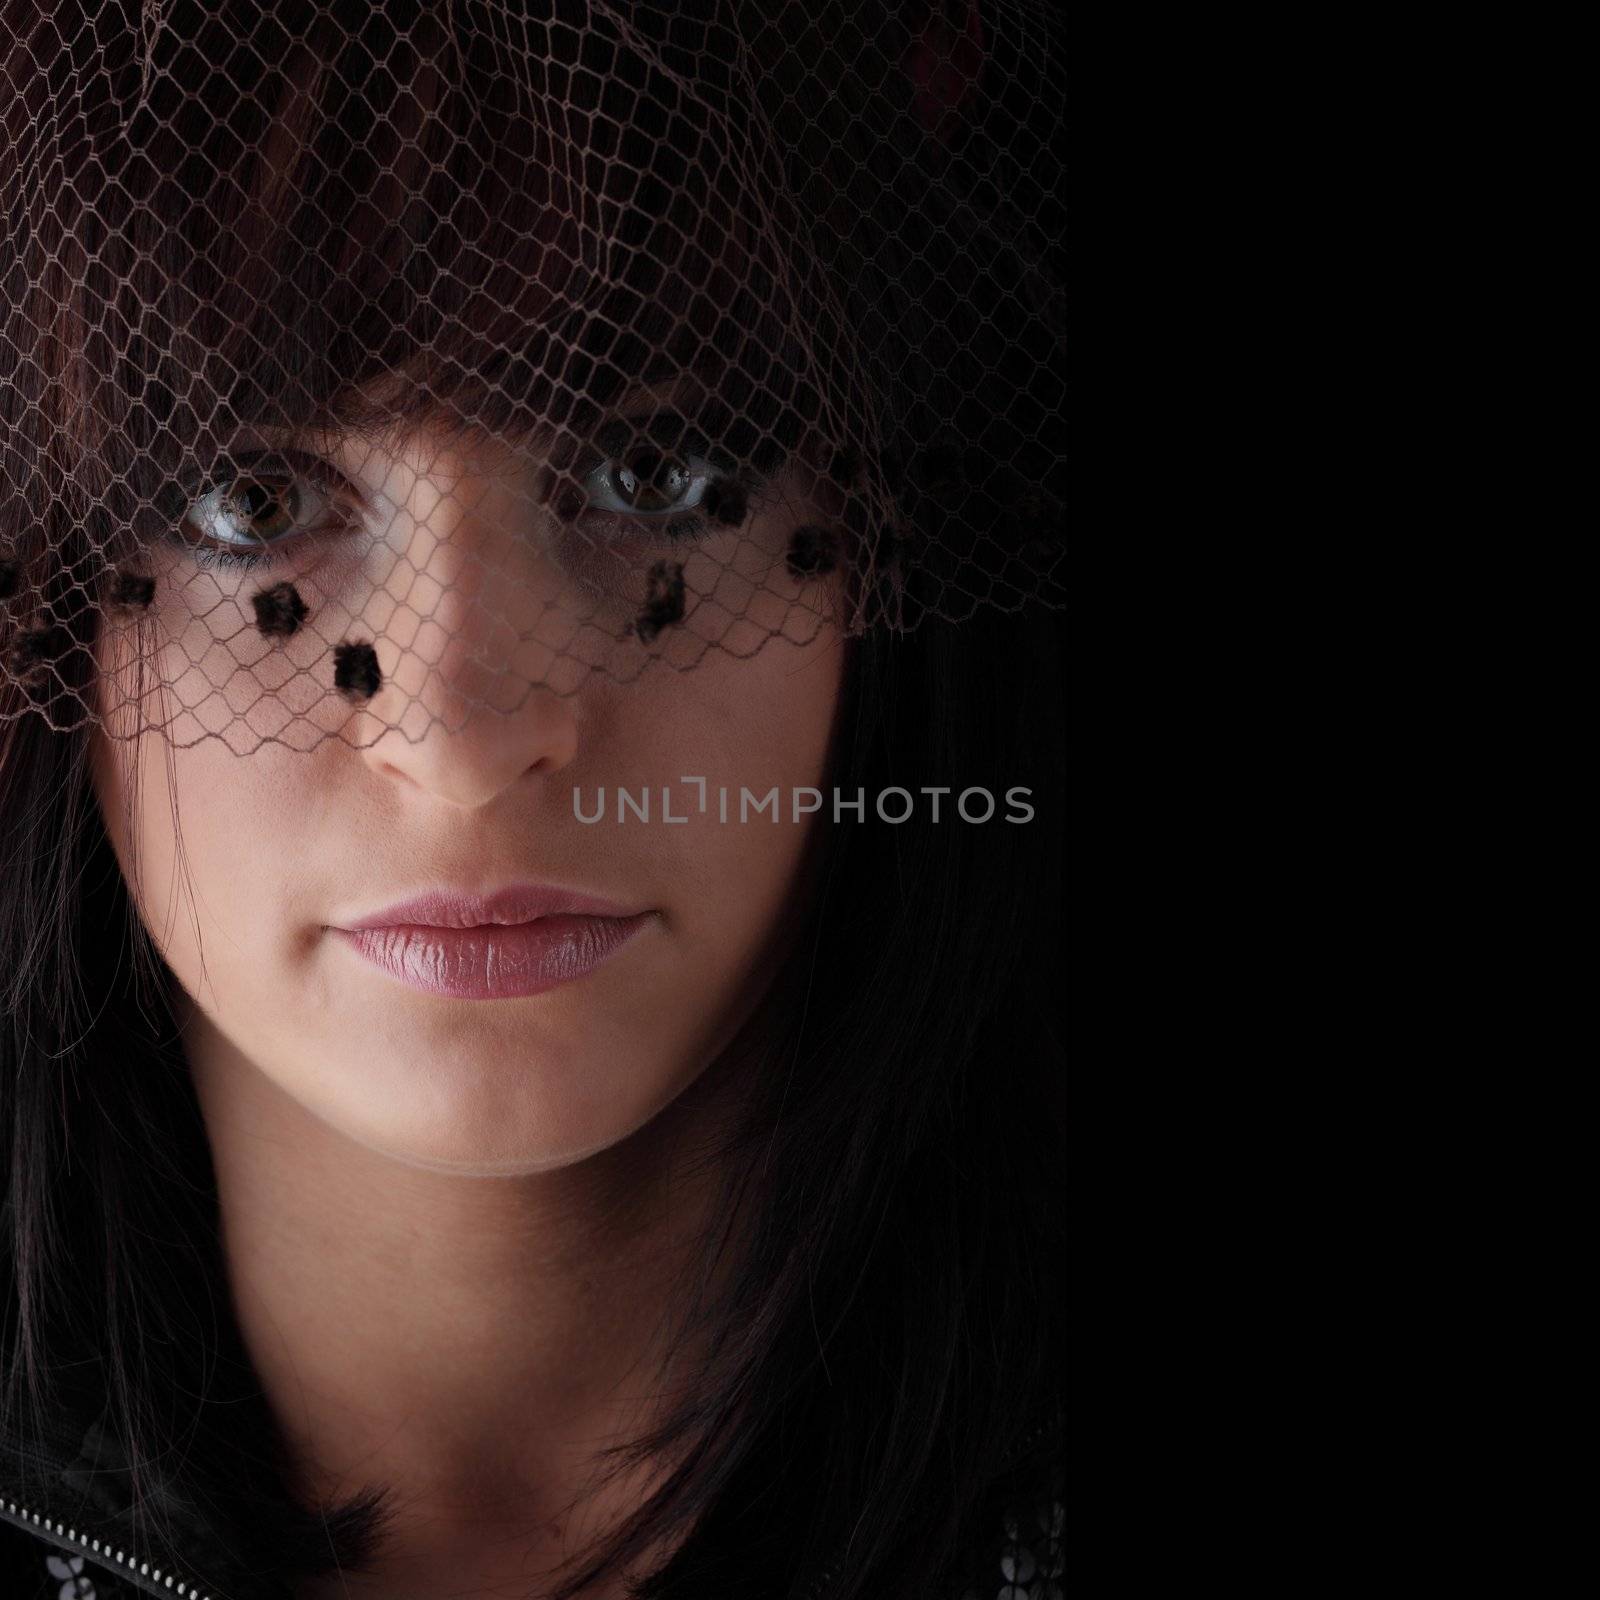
0,2,1065,1596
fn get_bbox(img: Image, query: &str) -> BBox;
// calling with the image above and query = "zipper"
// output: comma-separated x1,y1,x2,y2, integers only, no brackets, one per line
4,1405,1062,1600
0,1488,217,1599
800,1404,1064,1600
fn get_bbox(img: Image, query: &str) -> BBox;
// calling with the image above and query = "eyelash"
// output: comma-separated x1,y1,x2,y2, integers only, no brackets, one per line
179,449,352,573
192,545,291,573
176,412,761,574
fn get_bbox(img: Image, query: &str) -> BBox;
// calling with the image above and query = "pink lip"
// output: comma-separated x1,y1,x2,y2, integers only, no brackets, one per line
338,884,645,931
329,884,655,1000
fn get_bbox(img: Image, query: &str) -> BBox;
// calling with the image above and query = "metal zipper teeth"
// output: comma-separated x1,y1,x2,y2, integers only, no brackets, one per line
801,1406,1064,1600
2,1407,1064,1600
0,1491,214,1599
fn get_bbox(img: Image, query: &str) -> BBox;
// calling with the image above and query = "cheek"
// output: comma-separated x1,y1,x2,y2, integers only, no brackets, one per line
91,729,306,989
608,615,846,938
88,728,173,937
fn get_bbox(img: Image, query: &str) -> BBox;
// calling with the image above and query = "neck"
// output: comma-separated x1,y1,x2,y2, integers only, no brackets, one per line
182,1000,750,1585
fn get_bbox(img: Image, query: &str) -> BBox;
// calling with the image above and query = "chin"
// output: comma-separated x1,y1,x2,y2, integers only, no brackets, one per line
298,1047,688,1172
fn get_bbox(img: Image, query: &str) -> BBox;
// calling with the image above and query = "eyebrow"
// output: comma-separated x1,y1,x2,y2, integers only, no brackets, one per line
239,358,721,460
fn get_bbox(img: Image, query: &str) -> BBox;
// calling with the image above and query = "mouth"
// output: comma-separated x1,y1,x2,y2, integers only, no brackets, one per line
328,884,655,1000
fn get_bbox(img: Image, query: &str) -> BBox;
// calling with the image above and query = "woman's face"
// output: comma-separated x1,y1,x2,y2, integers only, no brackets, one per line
88,412,848,1174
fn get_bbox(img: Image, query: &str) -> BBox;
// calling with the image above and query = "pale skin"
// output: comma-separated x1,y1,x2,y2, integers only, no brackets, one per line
88,409,851,1597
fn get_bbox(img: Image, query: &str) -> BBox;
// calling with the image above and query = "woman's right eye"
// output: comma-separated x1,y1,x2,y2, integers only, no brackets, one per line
178,452,349,571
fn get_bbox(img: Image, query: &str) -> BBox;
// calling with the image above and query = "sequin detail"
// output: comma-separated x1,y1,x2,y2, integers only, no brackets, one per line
955,1477,1065,1600
44,1549,103,1597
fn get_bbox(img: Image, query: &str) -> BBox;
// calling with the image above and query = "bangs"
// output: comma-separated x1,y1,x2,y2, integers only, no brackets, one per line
2,0,829,520
4,0,1062,733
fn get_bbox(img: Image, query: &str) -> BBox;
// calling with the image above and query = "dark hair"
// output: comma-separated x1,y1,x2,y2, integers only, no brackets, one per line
1,2,1065,1596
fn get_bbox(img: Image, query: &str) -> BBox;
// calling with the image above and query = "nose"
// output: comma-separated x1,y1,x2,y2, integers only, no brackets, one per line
356,435,582,809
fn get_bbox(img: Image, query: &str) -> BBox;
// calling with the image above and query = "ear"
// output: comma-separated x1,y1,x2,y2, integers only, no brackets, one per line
903,0,986,137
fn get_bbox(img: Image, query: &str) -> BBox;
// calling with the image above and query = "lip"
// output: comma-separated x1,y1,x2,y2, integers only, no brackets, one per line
328,884,655,1001
336,883,646,931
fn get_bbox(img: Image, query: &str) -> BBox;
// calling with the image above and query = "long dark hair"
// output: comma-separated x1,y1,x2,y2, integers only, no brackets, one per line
1,3,1065,1596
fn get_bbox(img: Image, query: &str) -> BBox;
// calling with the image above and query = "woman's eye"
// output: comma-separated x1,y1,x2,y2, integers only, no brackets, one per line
596,448,697,513
578,414,727,524
178,454,344,570
189,476,322,546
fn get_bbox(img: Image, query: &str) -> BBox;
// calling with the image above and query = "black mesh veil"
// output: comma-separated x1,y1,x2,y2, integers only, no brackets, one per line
0,0,1064,755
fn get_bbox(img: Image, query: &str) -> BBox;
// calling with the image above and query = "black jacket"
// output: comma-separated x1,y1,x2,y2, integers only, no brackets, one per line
0,1383,1064,1599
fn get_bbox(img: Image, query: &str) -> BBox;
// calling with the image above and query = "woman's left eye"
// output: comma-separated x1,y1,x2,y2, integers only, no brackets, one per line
578,414,726,527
